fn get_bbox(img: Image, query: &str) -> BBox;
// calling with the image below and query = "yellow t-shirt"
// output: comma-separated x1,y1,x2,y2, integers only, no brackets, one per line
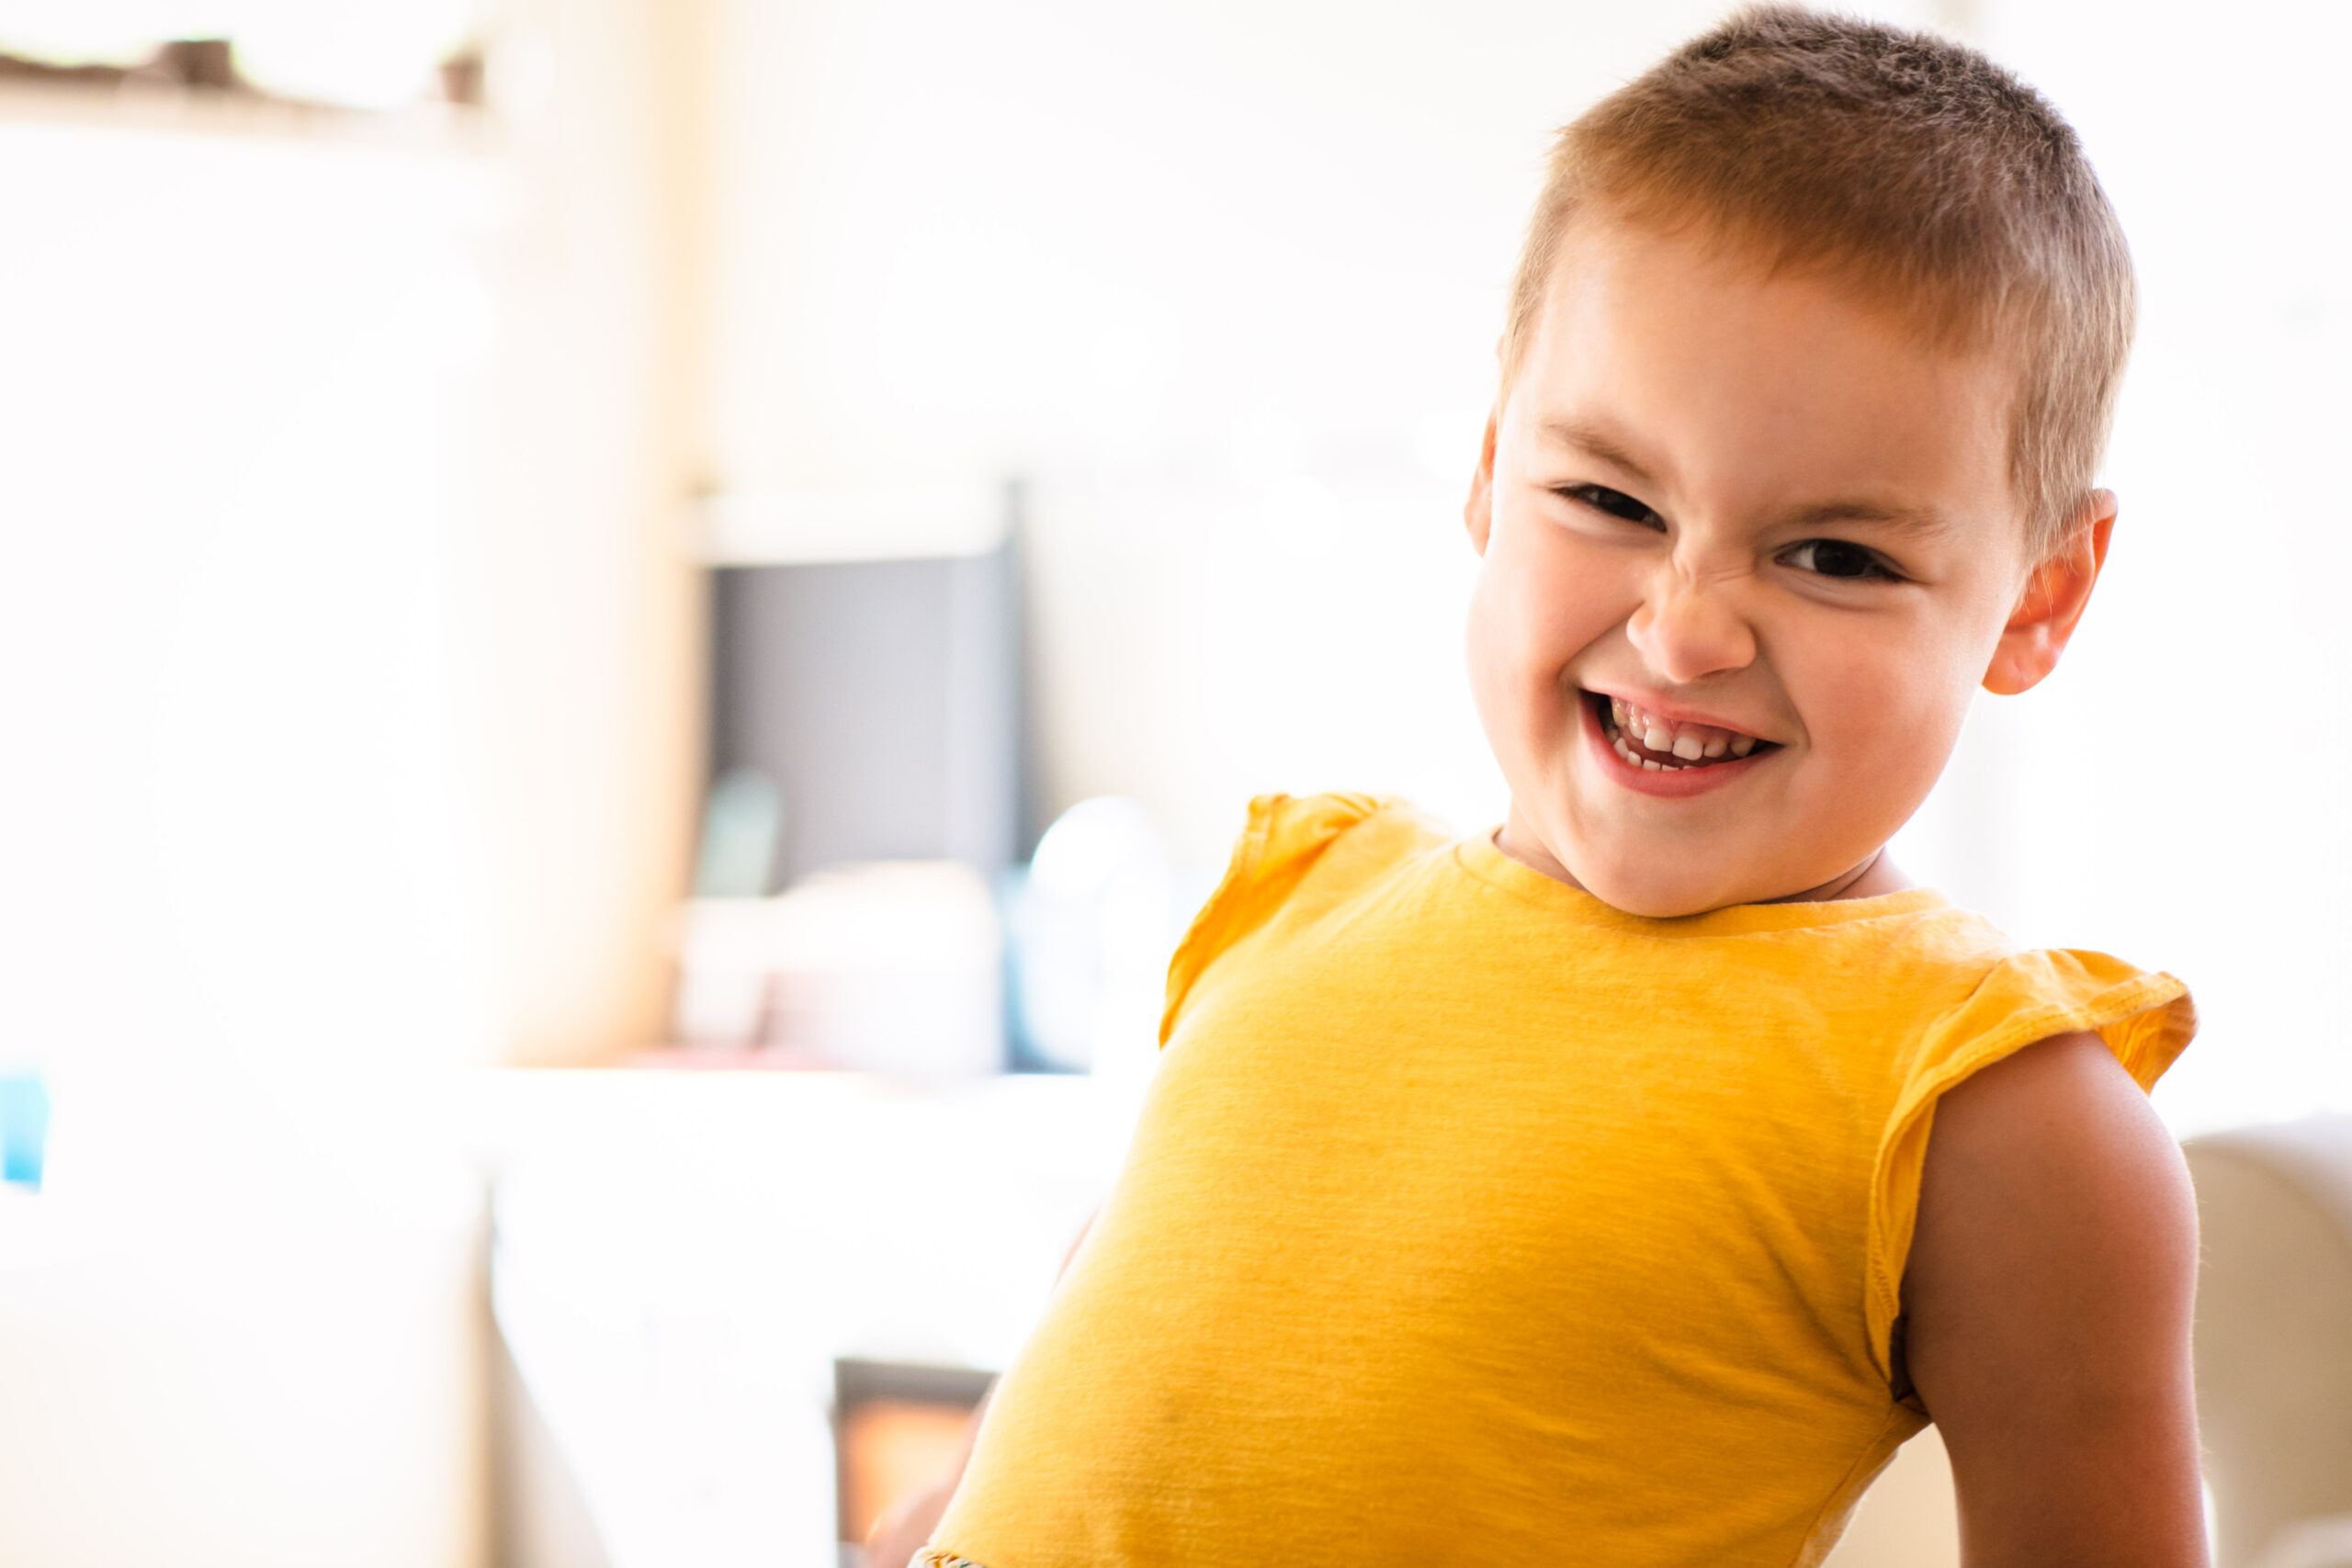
928,794,2194,1568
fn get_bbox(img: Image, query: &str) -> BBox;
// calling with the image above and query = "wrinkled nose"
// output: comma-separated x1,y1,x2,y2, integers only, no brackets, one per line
1625,565,1758,684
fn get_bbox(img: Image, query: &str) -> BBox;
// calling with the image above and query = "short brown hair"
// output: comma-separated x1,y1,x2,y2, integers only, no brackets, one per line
1503,6,2134,554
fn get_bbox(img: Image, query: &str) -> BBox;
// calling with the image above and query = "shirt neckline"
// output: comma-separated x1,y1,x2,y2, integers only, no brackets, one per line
1452,829,1950,937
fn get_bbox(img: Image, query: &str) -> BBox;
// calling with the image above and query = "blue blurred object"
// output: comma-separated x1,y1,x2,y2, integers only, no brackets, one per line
0,1072,50,1190
1004,798,1175,1074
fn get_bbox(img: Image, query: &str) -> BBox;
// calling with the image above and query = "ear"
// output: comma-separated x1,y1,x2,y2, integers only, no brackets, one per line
1981,491,2117,696
1464,408,1500,556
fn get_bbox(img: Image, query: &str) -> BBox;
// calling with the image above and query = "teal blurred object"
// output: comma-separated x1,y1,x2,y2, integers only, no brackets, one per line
695,767,786,898
0,1072,50,1190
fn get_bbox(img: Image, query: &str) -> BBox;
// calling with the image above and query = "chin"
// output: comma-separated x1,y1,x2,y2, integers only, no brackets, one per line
1573,861,1747,919
1599,887,1737,919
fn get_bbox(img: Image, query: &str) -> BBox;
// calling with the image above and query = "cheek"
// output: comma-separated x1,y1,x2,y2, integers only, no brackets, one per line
1464,556,1536,739
1472,520,1620,687
1804,635,1978,790
1466,533,1589,766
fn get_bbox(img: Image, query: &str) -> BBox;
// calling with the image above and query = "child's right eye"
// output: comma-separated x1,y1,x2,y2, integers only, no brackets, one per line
1563,484,1664,529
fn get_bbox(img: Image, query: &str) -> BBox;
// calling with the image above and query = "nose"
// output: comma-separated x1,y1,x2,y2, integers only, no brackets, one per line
1625,560,1758,684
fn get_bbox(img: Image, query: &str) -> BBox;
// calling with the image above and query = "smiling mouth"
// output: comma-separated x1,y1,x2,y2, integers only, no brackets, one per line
1590,692,1777,773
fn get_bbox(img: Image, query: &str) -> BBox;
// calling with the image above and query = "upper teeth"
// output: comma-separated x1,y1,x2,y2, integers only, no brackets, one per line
1606,696,1763,770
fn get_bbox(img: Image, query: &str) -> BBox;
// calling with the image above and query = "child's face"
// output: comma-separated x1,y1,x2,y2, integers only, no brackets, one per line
1465,218,2101,916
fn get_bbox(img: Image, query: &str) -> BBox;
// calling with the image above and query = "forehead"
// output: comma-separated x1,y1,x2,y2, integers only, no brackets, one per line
1509,219,2020,530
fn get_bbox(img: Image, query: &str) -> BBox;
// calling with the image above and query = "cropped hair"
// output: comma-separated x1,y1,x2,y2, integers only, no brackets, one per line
1503,6,2135,555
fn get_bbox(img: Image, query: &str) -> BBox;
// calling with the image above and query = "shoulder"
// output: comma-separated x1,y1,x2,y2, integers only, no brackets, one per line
1212,791,1429,918
1909,1032,2197,1298
1239,788,1444,858
1901,1032,2206,1563
1874,938,2198,1109
1863,944,2195,1366
1159,792,1443,1044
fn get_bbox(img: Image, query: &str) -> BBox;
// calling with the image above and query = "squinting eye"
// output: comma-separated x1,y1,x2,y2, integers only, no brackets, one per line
1781,539,1899,581
1564,484,1663,529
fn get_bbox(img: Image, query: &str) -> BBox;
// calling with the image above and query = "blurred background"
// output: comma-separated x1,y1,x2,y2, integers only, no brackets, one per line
0,0,2344,1564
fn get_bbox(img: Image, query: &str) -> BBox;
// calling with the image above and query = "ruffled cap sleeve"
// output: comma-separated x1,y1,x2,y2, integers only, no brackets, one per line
1159,792,1391,1046
1864,948,2195,1382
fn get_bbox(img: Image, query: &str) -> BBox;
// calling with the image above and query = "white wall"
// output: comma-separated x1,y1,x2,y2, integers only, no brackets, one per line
0,97,494,1563
0,98,516,1102
0,0,712,1558
0,12,706,1074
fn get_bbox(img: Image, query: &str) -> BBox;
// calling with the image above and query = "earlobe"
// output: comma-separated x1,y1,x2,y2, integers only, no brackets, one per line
1464,410,1499,557
1982,491,2117,696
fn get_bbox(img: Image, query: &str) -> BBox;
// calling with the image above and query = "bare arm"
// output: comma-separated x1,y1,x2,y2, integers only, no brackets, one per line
864,1398,989,1568
1903,1032,2205,1568
863,1211,1097,1568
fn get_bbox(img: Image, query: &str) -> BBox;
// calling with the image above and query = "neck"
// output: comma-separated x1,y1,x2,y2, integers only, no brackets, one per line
1766,848,1908,904
1494,811,1911,910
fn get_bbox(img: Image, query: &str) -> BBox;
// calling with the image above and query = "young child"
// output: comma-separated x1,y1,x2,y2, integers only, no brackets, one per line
894,9,2204,1564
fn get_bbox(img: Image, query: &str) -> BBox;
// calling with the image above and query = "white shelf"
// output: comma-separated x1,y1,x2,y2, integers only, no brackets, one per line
0,79,501,155
688,483,1011,567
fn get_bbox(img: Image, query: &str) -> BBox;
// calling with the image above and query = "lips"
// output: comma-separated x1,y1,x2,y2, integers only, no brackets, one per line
1592,693,1772,773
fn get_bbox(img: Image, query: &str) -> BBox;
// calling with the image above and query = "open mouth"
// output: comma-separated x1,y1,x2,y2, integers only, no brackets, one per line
1590,692,1776,773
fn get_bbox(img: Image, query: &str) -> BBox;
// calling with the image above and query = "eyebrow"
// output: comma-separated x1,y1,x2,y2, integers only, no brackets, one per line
1780,499,1951,535
1537,416,1951,535
1537,418,1658,487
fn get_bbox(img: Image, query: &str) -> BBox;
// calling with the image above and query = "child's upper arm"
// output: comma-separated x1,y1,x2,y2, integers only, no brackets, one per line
1902,1032,2207,1568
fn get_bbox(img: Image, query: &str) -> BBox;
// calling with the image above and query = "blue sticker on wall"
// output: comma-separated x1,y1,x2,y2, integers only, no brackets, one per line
0,1075,51,1191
